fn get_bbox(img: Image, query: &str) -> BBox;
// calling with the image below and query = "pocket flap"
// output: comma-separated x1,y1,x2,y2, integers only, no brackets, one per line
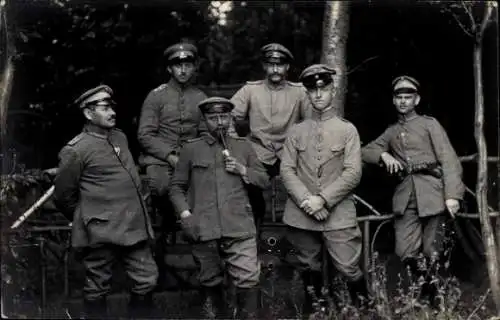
192,161,210,168
330,144,345,152
83,210,113,225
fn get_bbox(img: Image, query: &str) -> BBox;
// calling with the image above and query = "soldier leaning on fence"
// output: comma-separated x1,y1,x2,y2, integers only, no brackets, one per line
137,41,207,287
169,97,269,319
280,64,369,316
53,85,158,319
361,76,465,306
229,43,312,230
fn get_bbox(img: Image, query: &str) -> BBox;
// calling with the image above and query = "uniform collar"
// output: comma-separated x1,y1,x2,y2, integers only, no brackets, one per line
202,133,218,145
83,123,111,139
311,106,337,121
264,79,287,91
397,112,419,124
168,78,192,92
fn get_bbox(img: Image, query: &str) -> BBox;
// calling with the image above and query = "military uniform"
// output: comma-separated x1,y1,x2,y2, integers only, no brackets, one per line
138,42,207,200
281,65,367,313
137,42,207,290
169,97,269,319
230,43,311,229
138,79,207,196
362,76,465,306
361,77,465,260
54,85,158,318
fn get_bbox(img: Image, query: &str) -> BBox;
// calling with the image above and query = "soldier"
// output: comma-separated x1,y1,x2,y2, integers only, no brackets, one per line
169,97,269,319
137,41,207,286
362,75,465,305
230,42,311,229
53,85,158,319
280,64,368,316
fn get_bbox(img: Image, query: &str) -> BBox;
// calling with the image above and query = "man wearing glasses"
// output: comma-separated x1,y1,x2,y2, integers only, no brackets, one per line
54,85,158,319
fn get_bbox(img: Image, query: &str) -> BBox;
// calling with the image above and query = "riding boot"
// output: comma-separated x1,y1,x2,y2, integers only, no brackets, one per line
83,297,108,319
347,276,370,308
201,285,228,319
128,292,155,319
236,287,260,320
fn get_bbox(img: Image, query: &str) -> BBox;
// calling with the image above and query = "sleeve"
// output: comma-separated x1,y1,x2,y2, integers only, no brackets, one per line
244,141,270,189
361,126,394,165
168,145,191,215
137,90,176,160
319,125,362,208
53,146,82,221
428,118,465,200
280,130,312,206
228,85,250,137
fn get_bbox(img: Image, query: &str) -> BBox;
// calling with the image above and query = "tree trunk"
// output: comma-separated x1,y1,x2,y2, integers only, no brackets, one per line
0,3,14,149
473,21,500,313
320,1,349,117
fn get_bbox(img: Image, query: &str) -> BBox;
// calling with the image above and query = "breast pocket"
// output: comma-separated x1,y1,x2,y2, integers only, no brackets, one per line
320,144,345,173
327,144,345,160
192,161,210,170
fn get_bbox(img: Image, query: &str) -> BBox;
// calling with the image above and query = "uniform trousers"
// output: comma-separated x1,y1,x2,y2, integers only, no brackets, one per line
145,164,176,225
286,225,363,281
394,189,447,260
191,236,260,288
80,241,158,300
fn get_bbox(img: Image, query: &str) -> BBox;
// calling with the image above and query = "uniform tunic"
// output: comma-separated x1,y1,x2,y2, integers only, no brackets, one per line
169,134,269,241
230,79,311,165
137,79,207,167
361,114,465,217
54,127,153,248
280,108,363,280
280,108,362,231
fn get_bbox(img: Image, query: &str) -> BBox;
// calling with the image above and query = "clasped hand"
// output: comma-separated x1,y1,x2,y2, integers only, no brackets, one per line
300,195,328,221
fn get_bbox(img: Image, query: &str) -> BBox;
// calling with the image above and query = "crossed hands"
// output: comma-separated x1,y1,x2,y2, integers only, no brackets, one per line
300,195,328,221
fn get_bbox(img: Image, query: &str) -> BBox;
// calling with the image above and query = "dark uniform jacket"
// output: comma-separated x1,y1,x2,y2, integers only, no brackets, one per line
54,127,154,248
230,80,311,165
137,79,207,167
168,134,270,241
280,109,362,231
362,114,465,216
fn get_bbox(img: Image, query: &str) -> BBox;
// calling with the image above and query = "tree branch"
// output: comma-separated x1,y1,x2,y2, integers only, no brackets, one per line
462,1,477,33
346,55,380,75
452,11,474,37
478,2,494,38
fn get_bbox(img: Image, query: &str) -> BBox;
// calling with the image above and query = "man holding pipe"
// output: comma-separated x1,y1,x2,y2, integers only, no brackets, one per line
169,97,269,319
